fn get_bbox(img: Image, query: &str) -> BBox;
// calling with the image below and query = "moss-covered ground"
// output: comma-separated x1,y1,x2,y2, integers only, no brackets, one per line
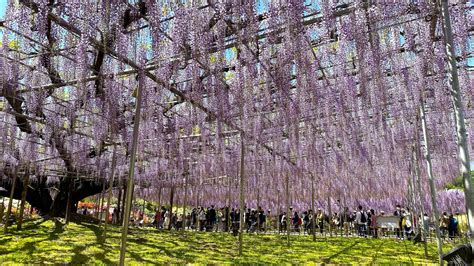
0,221,455,264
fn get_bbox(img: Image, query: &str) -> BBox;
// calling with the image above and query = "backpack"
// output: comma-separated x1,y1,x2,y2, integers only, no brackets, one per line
298,217,302,225
360,212,367,223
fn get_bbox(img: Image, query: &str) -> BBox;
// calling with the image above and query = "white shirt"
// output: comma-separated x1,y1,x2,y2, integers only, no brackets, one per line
355,211,366,225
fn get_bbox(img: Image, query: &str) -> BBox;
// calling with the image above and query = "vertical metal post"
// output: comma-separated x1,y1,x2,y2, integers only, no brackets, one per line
420,104,443,264
439,0,474,252
328,195,332,237
311,174,316,241
238,136,245,256
412,145,428,258
4,168,18,233
286,172,290,247
182,172,188,232
103,143,117,239
118,70,145,265
17,165,29,230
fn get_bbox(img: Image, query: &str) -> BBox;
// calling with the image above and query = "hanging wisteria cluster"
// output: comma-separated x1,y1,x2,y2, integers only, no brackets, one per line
0,0,473,216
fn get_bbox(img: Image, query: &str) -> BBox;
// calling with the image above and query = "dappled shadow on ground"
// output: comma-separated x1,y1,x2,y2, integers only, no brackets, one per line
0,220,451,264
321,240,360,263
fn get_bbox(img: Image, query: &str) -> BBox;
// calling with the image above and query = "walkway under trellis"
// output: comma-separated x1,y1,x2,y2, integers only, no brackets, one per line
0,0,473,264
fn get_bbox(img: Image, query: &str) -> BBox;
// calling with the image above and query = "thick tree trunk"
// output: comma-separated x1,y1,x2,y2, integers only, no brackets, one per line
65,177,75,224
0,169,117,220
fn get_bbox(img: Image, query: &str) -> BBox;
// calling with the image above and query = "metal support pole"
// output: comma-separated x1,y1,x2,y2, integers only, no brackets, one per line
420,104,443,264
238,136,245,256
103,143,117,240
118,70,145,265
182,172,188,232
286,172,290,247
439,0,474,252
412,145,428,258
328,195,332,238
4,168,18,233
311,174,316,241
17,165,29,230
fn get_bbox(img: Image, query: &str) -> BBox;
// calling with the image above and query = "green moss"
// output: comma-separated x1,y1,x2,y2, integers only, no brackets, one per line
444,172,474,190
0,221,455,264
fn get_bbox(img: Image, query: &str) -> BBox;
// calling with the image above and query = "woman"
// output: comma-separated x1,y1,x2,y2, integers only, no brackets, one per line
163,210,170,229
440,212,449,238
198,207,206,231
316,209,325,234
402,208,413,240
369,209,377,238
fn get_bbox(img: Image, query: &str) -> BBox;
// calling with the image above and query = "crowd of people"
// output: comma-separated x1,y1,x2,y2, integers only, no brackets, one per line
0,200,460,241
74,200,461,242
144,204,461,241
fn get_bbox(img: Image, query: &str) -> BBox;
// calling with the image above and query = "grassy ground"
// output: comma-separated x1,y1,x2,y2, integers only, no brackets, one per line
0,221,454,265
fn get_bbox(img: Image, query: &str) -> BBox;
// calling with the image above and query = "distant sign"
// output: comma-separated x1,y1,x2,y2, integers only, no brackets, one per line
376,216,400,229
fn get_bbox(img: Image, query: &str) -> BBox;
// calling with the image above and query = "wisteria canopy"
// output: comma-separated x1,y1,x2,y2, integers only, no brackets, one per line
0,0,473,218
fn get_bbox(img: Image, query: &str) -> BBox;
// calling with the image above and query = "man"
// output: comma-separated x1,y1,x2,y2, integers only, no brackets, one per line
393,205,403,239
340,207,350,236
258,207,266,231
208,205,217,231
355,205,367,237
245,208,251,232
198,207,206,231
153,209,161,229
303,211,310,234
422,213,430,236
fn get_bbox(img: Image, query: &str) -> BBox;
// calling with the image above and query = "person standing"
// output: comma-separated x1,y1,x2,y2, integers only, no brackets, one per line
293,211,300,233
163,210,170,229
403,208,413,240
394,205,403,239
369,209,378,238
439,212,449,238
280,212,287,233
340,207,350,236
355,205,367,237
198,207,206,231
112,208,119,225
316,209,325,234
209,205,217,231
422,213,430,238
448,214,458,240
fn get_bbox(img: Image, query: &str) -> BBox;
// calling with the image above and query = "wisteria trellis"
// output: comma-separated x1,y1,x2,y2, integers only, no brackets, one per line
0,0,473,236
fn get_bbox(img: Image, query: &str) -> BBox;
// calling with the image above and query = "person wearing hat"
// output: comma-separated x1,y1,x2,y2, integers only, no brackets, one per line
316,208,325,234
